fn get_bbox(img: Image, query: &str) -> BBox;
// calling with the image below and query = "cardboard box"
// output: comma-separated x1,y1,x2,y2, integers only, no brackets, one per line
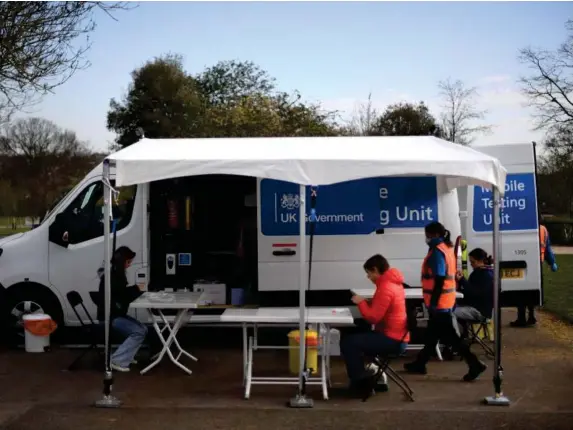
193,283,226,305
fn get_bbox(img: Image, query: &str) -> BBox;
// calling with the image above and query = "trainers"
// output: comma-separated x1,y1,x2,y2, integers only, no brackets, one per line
463,361,487,382
111,362,130,373
526,317,537,326
403,361,428,375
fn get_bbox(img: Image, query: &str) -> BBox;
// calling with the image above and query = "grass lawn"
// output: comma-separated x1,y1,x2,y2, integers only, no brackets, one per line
543,254,573,322
0,227,31,236
0,216,33,236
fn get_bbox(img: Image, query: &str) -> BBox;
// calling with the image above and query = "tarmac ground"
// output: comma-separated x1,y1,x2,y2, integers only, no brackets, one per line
0,309,572,429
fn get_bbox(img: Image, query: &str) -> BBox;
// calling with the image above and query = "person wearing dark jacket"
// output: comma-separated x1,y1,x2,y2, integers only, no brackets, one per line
97,246,146,372
454,248,494,337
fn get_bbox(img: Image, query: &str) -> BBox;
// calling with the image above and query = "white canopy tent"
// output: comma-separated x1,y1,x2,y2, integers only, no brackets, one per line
96,136,509,407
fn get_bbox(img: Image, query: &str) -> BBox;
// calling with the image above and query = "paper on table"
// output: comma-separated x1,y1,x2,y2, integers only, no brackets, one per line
145,292,176,302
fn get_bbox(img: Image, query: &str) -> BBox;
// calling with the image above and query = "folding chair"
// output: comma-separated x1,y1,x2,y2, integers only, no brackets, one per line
66,291,104,371
364,307,417,402
467,317,494,359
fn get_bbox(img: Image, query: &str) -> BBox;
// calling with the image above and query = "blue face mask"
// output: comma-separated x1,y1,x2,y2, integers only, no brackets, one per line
425,237,431,245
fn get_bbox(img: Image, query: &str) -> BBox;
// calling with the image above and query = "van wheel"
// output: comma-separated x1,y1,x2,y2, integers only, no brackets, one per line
2,286,64,347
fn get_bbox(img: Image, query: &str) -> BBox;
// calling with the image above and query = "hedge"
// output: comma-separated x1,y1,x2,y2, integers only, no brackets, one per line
545,219,573,246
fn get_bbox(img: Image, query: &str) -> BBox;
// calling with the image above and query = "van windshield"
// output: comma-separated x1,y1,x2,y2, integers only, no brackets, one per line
42,187,73,223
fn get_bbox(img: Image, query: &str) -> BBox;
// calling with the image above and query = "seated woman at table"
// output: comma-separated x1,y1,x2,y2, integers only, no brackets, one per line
341,254,409,396
454,248,494,337
97,246,146,372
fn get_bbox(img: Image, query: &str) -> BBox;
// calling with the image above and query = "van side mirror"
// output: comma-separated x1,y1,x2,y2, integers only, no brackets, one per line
48,214,70,248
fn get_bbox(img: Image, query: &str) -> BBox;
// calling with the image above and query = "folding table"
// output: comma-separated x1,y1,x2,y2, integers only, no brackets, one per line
220,307,355,400
129,291,203,375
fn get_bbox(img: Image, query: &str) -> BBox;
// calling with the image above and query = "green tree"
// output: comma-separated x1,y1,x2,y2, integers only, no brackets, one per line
197,60,338,137
107,54,205,148
197,60,276,107
203,94,283,138
370,102,440,136
107,56,339,145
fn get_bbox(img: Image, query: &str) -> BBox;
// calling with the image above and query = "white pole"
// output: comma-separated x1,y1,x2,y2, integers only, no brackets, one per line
103,160,112,373
298,184,307,393
484,185,510,405
95,159,121,407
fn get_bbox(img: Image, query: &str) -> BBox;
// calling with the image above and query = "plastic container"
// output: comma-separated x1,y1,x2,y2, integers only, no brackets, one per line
287,330,319,375
231,288,245,306
23,314,56,353
472,320,495,341
319,327,341,357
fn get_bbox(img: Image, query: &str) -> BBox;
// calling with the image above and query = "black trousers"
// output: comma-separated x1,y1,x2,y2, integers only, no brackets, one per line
516,304,536,321
414,311,479,367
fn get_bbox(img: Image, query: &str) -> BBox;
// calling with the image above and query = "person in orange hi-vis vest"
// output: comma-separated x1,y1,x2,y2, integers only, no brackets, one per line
404,222,487,382
511,222,558,327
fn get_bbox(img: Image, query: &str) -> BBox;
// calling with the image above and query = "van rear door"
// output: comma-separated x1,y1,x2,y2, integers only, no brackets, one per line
465,143,541,307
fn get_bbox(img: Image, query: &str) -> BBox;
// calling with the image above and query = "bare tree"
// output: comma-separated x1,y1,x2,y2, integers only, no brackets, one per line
347,93,378,136
0,117,94,217
0,1,133,118
437,78,491,145
537,128,573,217
0,117,89,158
519,20,573,134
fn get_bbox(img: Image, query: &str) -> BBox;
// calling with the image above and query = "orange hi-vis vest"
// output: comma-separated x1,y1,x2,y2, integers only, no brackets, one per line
421,242,457,310
539,225,548,262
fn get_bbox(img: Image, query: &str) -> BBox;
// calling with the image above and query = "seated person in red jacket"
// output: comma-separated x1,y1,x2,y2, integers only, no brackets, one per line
341,254,410,395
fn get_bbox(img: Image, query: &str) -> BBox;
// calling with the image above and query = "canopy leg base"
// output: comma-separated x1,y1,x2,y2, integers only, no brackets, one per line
288,394,314,408
94,395,122,408
483,394,511,406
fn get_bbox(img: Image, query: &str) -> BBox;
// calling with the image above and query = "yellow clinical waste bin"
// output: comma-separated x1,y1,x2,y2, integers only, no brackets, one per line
288,330,319,375
472,320,495,341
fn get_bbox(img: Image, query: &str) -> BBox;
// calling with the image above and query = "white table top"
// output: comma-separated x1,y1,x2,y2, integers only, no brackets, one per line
221,307,355,325
351,288,463,300
130,291,203,309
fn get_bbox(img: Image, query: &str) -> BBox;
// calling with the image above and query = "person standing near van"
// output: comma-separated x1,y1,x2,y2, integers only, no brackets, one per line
511,223,558,327
404,222,487,381
97,246,147,372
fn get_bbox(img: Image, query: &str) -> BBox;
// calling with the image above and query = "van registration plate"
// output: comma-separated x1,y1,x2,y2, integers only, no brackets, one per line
501,269,524,279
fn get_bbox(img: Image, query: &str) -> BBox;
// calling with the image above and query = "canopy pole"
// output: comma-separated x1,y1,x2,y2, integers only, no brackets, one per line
289,184,313,408
95,159,121,408
484,185,510,406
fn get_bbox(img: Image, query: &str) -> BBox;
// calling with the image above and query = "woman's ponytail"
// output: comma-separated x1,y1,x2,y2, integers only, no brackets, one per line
424,222,454,247
443,229,453,247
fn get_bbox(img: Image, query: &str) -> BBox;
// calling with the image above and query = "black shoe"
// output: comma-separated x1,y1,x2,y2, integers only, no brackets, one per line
345,376,376,401
374,382,389,393
526,317,537,326
442,347,456,361
404,361,428,375
510,319,528,328
463,361,487,382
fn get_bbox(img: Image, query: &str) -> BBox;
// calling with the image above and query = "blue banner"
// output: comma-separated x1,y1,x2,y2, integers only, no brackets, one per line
472,173,538,232
260,177,438,236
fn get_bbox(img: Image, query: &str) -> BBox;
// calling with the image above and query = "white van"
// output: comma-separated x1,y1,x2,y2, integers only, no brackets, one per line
0,142,541,335
460,142,542,308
